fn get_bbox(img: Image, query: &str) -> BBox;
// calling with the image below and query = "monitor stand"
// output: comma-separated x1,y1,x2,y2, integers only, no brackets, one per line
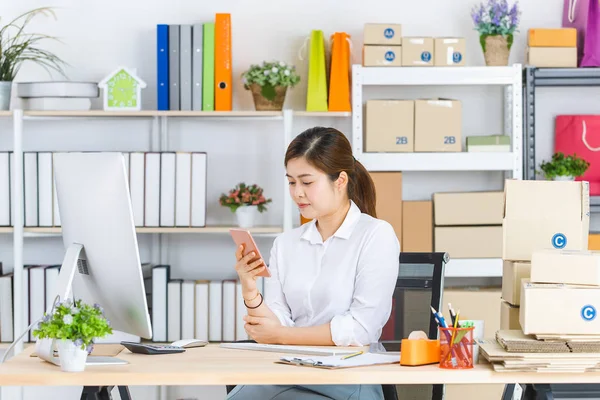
35,243,129,366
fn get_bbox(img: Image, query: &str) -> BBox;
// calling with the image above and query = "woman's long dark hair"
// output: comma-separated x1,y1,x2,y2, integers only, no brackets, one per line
284,127,377,218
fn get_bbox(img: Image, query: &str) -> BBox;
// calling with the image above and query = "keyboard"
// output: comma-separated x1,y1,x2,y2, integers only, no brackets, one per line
219,342,359,356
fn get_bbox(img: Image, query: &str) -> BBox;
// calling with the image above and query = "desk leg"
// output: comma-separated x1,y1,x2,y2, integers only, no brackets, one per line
80,386,131,400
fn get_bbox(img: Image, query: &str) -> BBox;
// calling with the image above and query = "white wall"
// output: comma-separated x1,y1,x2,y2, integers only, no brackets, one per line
3,0,599,398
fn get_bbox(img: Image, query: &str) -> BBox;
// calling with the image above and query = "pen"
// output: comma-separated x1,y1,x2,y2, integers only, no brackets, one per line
341,351,363,360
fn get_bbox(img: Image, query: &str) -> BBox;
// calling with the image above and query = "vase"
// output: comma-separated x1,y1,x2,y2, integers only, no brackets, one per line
56,339,88,372
0,82,11,111
249,83,287,111
553,175,575,181
235,205,258,228
481,35,511,66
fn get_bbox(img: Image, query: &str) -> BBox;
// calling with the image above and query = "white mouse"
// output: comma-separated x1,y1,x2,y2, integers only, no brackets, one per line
171,339,208,348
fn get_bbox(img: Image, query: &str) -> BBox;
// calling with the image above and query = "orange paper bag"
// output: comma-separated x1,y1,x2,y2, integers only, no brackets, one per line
328,32,351,112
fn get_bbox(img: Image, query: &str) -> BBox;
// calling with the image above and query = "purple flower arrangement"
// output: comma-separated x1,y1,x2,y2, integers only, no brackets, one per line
471,0,521,39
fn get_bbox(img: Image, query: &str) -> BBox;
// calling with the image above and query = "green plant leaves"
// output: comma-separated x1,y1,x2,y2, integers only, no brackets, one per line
261,83,276,101
539,152,590,179
241,61,300,91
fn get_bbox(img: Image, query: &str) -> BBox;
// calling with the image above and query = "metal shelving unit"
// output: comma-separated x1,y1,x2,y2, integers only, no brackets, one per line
352,63,524,278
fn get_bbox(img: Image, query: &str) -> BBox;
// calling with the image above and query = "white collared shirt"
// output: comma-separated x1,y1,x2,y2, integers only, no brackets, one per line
264,201,400,346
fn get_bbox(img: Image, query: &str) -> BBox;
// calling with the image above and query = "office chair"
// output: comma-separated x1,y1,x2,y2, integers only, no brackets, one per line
225,252,448,400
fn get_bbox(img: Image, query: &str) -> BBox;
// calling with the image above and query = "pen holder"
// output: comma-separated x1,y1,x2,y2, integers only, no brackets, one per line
438,327,474,369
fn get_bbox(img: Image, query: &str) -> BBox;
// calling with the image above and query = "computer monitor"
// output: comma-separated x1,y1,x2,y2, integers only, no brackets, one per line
35,152,152,366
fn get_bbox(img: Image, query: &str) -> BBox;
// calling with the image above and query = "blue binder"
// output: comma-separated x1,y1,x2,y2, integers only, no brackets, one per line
156,24,169,111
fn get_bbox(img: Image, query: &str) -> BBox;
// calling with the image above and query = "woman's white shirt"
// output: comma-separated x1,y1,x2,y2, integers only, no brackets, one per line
264,201,400,346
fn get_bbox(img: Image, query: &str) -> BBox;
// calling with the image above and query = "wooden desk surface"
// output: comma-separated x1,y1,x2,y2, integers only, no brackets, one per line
2,344,600,386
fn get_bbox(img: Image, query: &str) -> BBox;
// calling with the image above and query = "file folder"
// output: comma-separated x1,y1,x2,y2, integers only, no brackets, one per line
215,13,232,111
202,23,215,111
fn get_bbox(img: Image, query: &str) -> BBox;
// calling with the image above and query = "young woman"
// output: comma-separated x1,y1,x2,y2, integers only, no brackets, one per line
227,127,400,400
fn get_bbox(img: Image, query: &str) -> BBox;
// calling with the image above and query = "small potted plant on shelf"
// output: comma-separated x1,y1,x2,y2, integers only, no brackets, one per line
539,152,590,181
33,299,112,372
0,7,67,110
471,0,521,66
219,182,272,228
241,61,300,111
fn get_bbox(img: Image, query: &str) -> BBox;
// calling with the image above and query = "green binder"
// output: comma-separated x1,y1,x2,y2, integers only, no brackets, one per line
202,23,215,111
306,30,328,112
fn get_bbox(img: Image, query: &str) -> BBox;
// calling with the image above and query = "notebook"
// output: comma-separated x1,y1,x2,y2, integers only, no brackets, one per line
277,353,400,369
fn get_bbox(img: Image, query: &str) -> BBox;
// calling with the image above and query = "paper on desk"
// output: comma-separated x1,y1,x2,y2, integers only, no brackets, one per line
278,352,399,369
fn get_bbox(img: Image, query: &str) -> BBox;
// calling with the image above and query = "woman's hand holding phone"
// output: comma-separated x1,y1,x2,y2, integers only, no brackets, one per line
234,244,266,299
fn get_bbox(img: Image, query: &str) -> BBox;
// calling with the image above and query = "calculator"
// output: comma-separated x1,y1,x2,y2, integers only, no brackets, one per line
121,341,186,355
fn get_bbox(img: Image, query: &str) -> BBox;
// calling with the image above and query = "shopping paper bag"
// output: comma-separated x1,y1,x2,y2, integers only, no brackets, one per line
328,32,351,112
554,115,600,195
306,30,328,112
563,0,600,66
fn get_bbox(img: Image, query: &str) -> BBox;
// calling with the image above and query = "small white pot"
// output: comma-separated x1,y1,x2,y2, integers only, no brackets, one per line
56,339,88,372
235,205,258,228
553,175,575,181
0,82,11,110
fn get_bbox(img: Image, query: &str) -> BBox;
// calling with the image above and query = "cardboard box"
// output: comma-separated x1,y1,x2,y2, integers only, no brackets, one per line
531,249,600,286
591,234,600,250
435,226,502,258
363,23,402,45
520,280,600,335
401,201,432,252
365,100,414,152
501,300,521,330
442,288,501,338
414,99,462,152
526,47,577,68
402,37,434,66
528,28,577,47
502,180,590,261
370,172,402,243
433,191,503,226
363,45,402,67
434,37,466,66
502,261,531,305
466,135,510,152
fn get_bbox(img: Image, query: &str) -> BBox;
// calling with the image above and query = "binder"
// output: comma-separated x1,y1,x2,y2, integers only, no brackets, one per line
306,30,328,112
168,25,180,110
156,24,170,110
179,25,193,111
328,32,351,112
202,23,215,111
192,24,203,110
214,13,232,111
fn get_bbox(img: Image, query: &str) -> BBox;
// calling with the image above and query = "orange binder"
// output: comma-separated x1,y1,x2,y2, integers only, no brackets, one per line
215,13,232,111
328,32,351,112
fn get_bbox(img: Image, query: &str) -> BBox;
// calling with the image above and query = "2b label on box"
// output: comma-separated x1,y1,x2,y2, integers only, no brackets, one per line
415,99,462,152
366,100,414,152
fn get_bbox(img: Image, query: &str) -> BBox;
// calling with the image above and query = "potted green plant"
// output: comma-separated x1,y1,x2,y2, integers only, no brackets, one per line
219,182,272,228
241,61,300,111
0,7,67,110
539,152,590,181
471,0,521,66
33,299,112,372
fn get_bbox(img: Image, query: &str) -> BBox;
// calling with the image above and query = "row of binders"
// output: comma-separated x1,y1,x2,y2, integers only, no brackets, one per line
157,13,232,111
0,151,207,228
150,264,263,343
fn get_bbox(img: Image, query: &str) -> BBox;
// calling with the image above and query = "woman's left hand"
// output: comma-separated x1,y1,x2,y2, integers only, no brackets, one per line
243,315,285,344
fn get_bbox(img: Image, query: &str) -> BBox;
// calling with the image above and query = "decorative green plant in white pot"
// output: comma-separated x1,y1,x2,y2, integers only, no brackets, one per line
0,7,67,110
33,299,113,372
539,152,590,181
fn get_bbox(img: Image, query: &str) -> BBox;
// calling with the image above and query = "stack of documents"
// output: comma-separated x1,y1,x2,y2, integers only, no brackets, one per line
277,353,399,369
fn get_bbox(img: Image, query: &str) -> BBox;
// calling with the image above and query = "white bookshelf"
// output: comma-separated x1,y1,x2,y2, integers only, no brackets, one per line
359,152,515,172
21,226,283,234
444,258,503,278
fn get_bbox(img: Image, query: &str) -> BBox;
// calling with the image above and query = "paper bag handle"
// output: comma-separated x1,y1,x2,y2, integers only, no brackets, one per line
298,35,310,61
568,0,577,23
581,119,600,151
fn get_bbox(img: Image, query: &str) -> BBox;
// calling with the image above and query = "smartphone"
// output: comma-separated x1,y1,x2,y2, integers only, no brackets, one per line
229,228,271,277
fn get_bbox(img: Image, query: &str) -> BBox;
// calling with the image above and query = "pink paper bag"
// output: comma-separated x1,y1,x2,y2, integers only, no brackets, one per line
555,115,600,195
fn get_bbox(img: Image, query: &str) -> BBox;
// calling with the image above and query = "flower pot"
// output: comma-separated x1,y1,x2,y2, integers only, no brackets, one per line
0,82,11,111
56,339,88,372
553,175,575,181
235,205,258,228
249,83,287,111
481,35,511,66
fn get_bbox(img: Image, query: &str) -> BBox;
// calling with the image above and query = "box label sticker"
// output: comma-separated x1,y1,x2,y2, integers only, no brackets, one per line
421,51,432,62
552,233,567,249
384,28,395,39
385,51,396,62
581,305,596,321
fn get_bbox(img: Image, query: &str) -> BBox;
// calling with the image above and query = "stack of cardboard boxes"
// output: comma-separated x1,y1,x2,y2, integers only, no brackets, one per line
501,179,590,333
366,98,462,153
433,191,504,258
362,23,466,67
526,28,577,68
